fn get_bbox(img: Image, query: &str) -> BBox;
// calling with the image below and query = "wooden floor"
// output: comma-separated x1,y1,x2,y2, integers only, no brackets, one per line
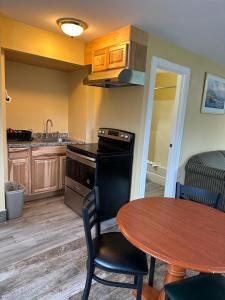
145,180,164,197
0,196,198,299
0,197,85,269
0,197,86,299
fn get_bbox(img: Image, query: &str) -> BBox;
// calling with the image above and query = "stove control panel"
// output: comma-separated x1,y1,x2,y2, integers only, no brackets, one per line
98,128,133,143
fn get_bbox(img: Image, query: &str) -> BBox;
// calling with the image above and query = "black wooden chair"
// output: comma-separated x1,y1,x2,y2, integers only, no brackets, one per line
148,257,156,287
175,182,223,208
164,273,225,300
82,187,148,300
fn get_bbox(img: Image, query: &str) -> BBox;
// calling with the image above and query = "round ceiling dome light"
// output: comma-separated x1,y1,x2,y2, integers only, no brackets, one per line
57,18,88,37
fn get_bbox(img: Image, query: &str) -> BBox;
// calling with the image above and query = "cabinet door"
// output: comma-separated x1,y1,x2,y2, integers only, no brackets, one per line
8,157,29,195
108,44,128,69
31,156,59,194
59,156,67,190
92,48,108,72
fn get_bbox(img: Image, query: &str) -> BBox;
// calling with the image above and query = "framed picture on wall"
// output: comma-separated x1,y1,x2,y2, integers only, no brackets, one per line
201,73,225,114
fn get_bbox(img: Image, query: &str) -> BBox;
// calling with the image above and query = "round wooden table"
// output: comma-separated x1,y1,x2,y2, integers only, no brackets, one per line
117,197,225,300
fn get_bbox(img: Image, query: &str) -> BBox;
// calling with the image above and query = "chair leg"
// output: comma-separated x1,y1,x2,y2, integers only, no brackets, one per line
148,256,156,286
134,275,138,285
82,265,94,300
136,275,143,300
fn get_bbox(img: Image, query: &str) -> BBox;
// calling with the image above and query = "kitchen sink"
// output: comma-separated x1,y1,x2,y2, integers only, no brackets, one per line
35,137,71,143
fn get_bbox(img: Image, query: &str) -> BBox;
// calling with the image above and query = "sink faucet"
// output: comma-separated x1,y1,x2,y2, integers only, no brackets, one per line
45,119,53,134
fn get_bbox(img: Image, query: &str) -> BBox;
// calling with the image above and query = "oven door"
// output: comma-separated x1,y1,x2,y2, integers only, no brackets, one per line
65,149,96,215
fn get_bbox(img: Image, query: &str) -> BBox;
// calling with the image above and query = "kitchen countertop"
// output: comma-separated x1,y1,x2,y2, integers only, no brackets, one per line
8,139,84,148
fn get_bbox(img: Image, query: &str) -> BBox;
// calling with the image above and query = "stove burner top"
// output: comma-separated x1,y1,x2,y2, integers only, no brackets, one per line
67,128,135,158
67,143,130,158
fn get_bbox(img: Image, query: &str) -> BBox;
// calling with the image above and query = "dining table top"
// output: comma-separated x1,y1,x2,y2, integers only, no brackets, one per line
117,197,225,274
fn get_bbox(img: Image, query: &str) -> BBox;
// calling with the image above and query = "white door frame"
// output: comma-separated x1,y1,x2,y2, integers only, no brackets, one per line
140,56,191,197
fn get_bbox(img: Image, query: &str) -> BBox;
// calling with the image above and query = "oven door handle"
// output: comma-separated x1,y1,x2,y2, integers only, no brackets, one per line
66,149,96,162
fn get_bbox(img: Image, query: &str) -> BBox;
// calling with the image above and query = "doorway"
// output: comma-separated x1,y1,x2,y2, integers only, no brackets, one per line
145,68,178,197
140,56,191,198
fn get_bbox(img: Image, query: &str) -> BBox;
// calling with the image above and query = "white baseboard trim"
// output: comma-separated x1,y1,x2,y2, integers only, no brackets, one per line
146,161,166,186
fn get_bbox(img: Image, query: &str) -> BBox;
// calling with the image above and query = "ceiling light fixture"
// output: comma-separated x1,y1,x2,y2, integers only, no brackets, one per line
57,18,88,37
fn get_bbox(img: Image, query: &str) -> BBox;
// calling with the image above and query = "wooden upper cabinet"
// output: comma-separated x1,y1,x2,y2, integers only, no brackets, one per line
92,44,128,72
92,48,108,72
108,44,128,70
8,148,30,195
85,25,148,72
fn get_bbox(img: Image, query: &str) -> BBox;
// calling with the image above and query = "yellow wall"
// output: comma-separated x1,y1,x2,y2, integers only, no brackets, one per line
0,16,85,213
69,36,225,198
67,69,143,146
2,16,225,210
93,87,144,138
67,77,144,197
134,34,225,196
0,16,85,65
148,72,177,167
154,72,177,100
6,61,69,132
68,67,89,141
0,49,7,211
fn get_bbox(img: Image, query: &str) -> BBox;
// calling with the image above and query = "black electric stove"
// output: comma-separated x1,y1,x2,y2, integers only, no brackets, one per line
65,128,135,221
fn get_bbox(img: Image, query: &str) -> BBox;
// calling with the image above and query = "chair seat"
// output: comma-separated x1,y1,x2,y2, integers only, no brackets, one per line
165,274,225,300
93,232,148,275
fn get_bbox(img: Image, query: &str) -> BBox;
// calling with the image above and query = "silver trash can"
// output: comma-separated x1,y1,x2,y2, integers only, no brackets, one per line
5,182,24,220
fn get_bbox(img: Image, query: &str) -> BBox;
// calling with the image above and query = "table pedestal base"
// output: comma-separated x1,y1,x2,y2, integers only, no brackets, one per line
133,284,160,300
133,264,186,300
158,265,186,300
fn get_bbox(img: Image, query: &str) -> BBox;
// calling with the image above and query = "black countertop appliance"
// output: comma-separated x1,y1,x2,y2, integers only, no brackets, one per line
7,129,32,142
65,128,135,221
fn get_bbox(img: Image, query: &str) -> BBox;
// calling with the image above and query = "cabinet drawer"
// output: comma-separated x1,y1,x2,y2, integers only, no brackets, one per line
108,44,128,69
32,146,66,157
8,148,29,159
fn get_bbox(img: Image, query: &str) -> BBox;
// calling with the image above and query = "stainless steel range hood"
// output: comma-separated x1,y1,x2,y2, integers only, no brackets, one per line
83,68,145,88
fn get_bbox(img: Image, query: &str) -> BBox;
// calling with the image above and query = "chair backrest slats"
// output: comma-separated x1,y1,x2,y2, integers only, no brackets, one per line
82,187,101,261
86,199,95,210
176,182,223,209
89,217,98,229
88,208,96,220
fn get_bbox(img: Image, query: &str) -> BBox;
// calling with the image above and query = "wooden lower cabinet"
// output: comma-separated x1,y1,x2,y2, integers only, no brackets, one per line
8,148,30,195
31,156,60,194
8,146,67,199
59,156,67,190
